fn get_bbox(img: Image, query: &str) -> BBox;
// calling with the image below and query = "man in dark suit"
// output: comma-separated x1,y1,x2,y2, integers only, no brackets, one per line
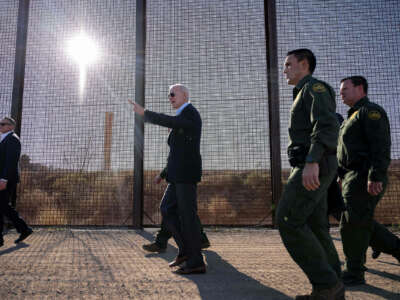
130,84,205,274
0,117,32,247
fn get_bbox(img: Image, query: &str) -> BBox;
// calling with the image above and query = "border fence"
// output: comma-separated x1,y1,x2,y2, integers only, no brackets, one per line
1,0,399,227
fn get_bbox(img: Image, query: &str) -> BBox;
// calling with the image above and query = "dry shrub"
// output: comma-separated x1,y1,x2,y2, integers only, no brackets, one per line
15,161,399,226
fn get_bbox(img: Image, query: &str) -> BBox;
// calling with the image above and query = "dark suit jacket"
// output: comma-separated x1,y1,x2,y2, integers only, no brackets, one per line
144,103,202,183
0,131,21,186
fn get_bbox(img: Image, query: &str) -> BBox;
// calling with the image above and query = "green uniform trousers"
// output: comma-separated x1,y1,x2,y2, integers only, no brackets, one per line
276,161,341,290
340,170,398,276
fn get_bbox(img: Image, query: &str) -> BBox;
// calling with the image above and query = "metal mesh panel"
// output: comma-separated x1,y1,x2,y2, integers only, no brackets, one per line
0,1,18,116
2,0,399,226
17,0,136,225
276,0,400,224
143,0,272,225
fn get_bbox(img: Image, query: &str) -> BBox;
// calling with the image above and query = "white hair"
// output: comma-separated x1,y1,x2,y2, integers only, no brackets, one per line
170,83,189,100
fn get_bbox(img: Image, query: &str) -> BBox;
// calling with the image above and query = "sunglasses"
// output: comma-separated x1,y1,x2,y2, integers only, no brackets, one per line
168,92,175,98
0,123,11,126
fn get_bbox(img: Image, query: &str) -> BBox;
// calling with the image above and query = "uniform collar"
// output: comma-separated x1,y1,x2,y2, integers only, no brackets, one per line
293,74,312,99
348,96,369,115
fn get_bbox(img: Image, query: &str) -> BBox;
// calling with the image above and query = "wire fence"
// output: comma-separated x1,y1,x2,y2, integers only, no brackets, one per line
1,0,399,226
0,1,18,117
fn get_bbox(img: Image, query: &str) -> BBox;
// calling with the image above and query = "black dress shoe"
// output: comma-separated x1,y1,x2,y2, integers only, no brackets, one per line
142,242,166,253
15,228,33,244
169,255,188,267
173,265,206,275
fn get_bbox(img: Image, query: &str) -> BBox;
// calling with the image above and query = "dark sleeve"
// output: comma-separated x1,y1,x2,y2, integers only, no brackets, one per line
306,83,339,162
1,137,21,180
144,109,197,130
159,166,167,179
361,107,391,182
336,113,344,125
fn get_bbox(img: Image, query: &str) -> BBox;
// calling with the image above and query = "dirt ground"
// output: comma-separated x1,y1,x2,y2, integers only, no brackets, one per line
0,227,399,300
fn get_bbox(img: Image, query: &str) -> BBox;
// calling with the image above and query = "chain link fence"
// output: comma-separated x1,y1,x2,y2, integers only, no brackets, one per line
1,0,399,226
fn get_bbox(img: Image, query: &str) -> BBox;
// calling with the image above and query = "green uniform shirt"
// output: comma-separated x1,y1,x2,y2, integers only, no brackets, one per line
288,75,339,163
337,96,391,182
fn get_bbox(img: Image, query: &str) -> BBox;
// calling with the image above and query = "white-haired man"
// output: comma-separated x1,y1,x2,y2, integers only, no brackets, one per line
130,84,206,274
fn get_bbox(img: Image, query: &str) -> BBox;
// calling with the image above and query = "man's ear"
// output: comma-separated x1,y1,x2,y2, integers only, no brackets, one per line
356,84,365,96
300,59,309,73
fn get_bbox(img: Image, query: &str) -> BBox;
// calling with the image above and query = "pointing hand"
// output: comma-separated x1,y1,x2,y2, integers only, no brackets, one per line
128,99,145,116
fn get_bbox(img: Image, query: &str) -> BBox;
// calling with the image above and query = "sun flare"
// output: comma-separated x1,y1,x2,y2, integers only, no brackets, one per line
67,32,100,96
67,32,99,66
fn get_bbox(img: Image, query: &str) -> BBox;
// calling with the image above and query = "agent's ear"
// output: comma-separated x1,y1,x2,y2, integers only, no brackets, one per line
300,59,309,73
356,84,365,96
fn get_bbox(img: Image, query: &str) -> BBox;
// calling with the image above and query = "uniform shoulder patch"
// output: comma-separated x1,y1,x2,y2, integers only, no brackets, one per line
312,83,327,93
368,110,381,120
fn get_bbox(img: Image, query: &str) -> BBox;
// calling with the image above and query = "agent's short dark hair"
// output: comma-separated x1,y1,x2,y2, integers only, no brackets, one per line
2,117,16,126
340,76,368,94
287,48,316,74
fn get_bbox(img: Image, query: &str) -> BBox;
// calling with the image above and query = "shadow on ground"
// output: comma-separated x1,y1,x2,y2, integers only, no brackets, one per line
138,230,291,300
0,242,29,256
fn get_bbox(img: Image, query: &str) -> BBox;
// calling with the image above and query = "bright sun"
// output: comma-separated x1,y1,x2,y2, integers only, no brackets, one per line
67,32,100,96
67,32,99,66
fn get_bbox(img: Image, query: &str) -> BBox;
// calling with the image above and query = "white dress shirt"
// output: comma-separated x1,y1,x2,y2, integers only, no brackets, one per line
0,130,12,143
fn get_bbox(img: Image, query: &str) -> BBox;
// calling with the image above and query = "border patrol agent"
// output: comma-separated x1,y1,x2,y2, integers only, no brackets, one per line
338,76,400,286
277,49,345,300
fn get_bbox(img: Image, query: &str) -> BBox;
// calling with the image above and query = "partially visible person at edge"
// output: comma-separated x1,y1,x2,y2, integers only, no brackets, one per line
337,76,400,286
0,117,33,247
129,84,206,275
327,113,346,221
277,48,345,300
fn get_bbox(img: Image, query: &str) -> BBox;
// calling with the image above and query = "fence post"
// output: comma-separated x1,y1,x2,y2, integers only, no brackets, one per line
264,0,282,227
10,0,30,209
11,0,30,136
133,0,146,229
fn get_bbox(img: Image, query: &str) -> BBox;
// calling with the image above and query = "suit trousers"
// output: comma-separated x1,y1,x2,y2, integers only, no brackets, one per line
276,164,341,290
0,183,29,236
160,183,204,268
155,218,208,248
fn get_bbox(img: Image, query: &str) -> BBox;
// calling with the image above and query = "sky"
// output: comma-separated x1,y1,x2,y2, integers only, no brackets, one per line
1,0,399,171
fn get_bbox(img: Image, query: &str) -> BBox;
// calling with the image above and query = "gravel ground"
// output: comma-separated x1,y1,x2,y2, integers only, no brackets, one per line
0,227,399,299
